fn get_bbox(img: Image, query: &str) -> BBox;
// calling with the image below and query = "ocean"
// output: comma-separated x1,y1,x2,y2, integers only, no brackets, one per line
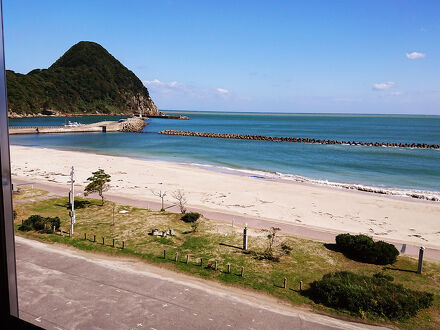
8,111,440,200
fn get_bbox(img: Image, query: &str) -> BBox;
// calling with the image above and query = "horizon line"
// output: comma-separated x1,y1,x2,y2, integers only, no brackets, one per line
161,109,440,117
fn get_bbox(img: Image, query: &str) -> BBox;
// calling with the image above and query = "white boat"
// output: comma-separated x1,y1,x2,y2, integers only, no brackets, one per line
64,121,83,128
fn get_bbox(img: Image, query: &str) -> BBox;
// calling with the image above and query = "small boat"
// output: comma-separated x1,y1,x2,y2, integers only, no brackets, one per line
64,121,83,127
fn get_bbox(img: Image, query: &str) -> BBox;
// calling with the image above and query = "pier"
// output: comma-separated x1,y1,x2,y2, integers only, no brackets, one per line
158,130,440,150
147,115,189,120
9,117,147,135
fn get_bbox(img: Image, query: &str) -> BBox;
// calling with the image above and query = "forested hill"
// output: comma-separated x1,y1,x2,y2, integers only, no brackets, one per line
6,41,158,117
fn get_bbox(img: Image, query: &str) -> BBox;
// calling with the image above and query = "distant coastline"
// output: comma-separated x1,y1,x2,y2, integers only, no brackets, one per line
8,112,135,119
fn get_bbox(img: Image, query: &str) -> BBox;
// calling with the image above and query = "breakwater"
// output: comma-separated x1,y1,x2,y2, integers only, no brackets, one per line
158,130,440,150
10,117,147,135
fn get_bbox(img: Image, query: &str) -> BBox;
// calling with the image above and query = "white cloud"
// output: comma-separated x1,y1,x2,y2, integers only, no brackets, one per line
216,88,229,94
143,79,232,102
143,79,191,95
406,52,426,60
373,82,395,91
144,79,183,88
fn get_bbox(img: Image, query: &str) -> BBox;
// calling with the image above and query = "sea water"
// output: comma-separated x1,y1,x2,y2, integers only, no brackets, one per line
9,111,440,200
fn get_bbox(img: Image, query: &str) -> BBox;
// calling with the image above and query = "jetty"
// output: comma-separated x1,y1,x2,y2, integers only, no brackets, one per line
9,117,147,135
158,130,440,150
148,115,189,120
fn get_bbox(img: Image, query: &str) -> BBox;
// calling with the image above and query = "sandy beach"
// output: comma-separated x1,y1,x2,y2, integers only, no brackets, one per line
10,145,440,248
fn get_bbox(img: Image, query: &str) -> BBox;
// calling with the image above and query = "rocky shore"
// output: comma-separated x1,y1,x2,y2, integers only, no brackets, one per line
158,130,440,150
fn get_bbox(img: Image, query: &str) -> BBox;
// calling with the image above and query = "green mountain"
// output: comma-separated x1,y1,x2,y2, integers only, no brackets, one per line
6,41,158,117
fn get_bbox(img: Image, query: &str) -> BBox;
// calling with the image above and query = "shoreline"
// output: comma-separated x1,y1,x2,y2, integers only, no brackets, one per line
10,145,440,248
11,142,440,203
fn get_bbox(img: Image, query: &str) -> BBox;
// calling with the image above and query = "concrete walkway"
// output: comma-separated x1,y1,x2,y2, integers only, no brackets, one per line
16,236,383,329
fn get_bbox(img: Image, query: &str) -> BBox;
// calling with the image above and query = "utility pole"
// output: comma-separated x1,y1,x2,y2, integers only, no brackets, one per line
69,166,75,234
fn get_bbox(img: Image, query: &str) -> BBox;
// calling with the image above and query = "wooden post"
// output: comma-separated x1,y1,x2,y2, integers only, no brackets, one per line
84,232,87,240
300,281,303,292
243,224,248,250
417,246,425,274
93,234,96,242
200,257,203,267
60,229,63,236
163,249,166,259
112,239,115,247
241,266,244,277
52,226,55,233
175,252,178,262
122,241,125,249
102,237,105,245
186,255,189,264
227,264,231,274
215,261,218,271
284,277,287,289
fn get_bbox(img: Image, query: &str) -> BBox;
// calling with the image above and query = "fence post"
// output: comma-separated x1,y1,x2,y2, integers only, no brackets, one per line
300,281,303,292
243,224,248,250
215,261,218,271
112,239,115,247
93,234,96,242
102,237,105,245
52,226,55,233
122,241,125,249
84,232,87,240
200,257,203,267
227,264,231,274
175,252,178,262
186,254,189,264
163,249,166,259
417,246,425,274
241,266,244,277
284,277,287,289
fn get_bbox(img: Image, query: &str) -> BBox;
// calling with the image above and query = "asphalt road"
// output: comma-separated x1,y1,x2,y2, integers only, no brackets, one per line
15,236,382,330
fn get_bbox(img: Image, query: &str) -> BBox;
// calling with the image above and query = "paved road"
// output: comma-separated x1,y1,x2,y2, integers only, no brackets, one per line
16,236,382,330
13,178,440,262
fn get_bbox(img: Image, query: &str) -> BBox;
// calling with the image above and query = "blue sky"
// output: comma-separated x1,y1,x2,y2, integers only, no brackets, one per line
3,0,440,114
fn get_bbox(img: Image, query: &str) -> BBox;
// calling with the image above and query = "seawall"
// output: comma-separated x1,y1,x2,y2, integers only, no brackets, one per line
158,130,440,150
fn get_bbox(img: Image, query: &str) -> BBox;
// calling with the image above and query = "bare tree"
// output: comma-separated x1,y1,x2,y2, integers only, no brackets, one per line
151,189,167,211
266,227,281,256
172,189,187,214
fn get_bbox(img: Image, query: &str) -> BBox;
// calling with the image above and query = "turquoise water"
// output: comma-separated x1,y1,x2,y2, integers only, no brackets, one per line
9,111,440,197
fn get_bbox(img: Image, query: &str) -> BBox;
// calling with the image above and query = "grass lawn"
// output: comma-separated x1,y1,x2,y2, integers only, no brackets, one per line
13,195,440,329
13,186,48,201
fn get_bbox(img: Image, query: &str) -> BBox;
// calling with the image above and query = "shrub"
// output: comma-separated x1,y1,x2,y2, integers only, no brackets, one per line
335,233,399,265
18,214,61,233
306,271,433,320
181,212,200,223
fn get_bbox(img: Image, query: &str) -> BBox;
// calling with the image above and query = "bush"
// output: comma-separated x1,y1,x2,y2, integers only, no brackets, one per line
181,212,200,223
335,233,399,265
306,271,433,320
18,214,61,233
